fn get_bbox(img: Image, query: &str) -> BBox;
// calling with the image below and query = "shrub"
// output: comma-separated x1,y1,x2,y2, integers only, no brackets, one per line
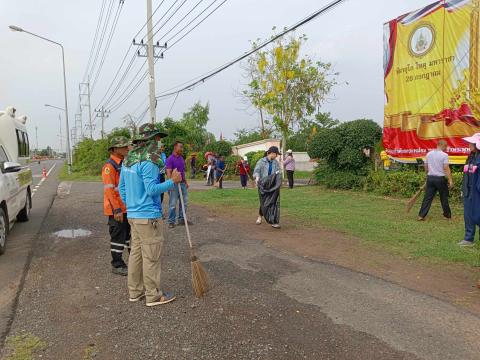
246,150,266,171
73,138,109,175
364,170,463,201
224,155,242,175
314,162,365,189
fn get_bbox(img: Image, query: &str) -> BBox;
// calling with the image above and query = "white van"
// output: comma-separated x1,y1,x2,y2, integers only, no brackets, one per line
0,106,33,254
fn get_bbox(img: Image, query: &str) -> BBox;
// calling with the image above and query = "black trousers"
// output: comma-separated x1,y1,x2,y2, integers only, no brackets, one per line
286,170,294,188
418,176,451,219
108,213,131,267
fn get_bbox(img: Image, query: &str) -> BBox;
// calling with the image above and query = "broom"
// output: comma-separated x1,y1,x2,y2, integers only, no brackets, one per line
406,182,426,213
177,184,209,298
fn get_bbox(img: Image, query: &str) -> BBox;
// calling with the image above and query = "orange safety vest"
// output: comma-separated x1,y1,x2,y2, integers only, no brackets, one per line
102,154,127,216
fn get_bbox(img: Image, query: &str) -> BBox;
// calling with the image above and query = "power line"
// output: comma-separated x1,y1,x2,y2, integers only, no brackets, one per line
94,0,168,109
91,0,125,92
107,0,230,113
156,0,347,99
88,0,116,82
83,0,107,82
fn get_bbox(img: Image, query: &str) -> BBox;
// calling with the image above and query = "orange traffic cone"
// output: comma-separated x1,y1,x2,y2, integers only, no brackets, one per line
42,167,47,178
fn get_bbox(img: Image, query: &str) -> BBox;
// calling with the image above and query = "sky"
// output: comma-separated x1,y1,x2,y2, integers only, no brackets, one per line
0,0,434,150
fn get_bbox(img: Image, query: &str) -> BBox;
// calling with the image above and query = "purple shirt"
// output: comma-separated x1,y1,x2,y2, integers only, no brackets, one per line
166,153,186,181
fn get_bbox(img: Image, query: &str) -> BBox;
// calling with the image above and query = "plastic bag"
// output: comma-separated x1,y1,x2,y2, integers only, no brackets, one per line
258,172,282,224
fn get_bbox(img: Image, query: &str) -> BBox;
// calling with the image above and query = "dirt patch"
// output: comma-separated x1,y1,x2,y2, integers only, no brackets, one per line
200,205,480,315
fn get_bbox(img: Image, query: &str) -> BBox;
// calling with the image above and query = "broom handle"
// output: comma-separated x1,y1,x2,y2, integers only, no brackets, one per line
177,183,194,251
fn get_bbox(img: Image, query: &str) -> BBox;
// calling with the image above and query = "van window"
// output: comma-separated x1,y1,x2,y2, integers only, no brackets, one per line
16,129,29,157
0,146,9,172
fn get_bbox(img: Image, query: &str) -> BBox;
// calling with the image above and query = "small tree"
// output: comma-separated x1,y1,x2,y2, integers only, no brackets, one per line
204,140,232,157
243,33,337,156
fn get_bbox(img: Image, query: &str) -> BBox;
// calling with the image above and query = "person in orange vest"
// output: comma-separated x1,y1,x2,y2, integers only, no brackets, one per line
103,136,130,276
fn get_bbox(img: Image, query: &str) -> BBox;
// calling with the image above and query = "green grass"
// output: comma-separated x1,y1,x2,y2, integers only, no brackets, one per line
4,334,47,360
190,187,480,267
58,163,100,182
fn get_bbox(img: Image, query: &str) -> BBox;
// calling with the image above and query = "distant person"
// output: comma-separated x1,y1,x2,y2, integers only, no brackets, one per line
418,140,453,221
102,136,130,276
166,141,191,228
284,149,296,189
459,133,480,247
238,156,251,189
119,137,182,306
190,154,197,179
206,152,216,186
215,156,226,189
253,146,282,229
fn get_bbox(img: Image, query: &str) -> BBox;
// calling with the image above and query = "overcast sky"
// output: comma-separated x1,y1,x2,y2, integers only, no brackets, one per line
0,0,433,150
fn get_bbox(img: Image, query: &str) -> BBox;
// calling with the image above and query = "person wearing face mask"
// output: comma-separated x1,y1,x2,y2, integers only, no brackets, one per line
253,146,282,229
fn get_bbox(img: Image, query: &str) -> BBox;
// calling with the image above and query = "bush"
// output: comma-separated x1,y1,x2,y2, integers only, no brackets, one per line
245,150,265,172
73,138,109,175
314,162,365,189
224,155,242,175
364,170,463,201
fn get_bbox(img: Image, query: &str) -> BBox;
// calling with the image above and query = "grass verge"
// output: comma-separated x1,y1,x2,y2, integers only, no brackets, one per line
4,334,46,360
190,186,480,267
59,163,100,182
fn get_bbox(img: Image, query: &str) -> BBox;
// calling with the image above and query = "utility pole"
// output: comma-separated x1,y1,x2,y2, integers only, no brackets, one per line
79,81,93,139
75,113,83,140
133,0,167,124
35,126,38,156
94,107,110,139
58,114,63,153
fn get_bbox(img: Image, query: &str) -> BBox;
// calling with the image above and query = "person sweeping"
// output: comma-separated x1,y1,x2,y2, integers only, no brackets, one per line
253,146,282,229
119,137,182,307
417,140,453,221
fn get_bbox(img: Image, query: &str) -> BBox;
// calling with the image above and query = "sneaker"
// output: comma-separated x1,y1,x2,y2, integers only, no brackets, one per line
146,292,176,307
129,293,146,302
256,216,262,225
417,216,425,221
272,224,281,229
112,266,128,276
168,223,176,229
458,240,475,247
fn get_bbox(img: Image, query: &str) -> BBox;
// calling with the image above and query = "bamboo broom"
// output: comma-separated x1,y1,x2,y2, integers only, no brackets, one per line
406,183,426,213
177,184,209,297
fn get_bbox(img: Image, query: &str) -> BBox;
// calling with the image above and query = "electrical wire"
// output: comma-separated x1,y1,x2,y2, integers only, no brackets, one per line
82,0,107,82
88,0,116,82
156,0,347,99
107,0,230,113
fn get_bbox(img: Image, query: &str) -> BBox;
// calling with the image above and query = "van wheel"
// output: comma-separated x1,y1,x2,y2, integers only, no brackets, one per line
17,191,31,222
0,208,7,255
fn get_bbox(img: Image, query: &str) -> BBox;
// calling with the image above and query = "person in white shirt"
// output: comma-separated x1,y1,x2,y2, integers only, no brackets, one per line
418,140,453,221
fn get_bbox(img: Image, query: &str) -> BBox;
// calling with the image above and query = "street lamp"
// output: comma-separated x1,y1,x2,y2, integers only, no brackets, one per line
10,25,72,174
45,105,65,155
44,104,65,111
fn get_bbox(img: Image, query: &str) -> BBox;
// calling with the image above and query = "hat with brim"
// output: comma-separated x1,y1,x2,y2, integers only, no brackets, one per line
463,133,480,150
267,146,281,155
108,136,130,150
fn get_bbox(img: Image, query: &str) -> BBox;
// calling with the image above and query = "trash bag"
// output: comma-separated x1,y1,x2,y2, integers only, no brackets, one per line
258,172,282,224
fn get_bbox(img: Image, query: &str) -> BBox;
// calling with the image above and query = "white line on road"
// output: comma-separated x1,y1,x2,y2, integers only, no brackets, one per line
31,163,56,198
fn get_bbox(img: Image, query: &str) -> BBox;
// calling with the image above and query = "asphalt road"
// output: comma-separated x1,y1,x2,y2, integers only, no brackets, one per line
2,181,479,359
0,159,62,347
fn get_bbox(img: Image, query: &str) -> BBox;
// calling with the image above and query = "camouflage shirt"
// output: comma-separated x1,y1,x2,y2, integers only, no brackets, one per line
124,140,165,168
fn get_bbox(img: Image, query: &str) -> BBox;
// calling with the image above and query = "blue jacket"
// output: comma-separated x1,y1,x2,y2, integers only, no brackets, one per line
463,153,480,224
253,157,281,180
119,161,174,219
216,160,225,177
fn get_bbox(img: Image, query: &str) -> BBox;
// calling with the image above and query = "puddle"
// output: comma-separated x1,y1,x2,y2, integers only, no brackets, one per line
53,229,92,238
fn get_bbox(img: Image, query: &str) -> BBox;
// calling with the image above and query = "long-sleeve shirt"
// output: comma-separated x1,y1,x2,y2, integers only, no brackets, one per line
119,160,174,219
102,154,126,216
284,156,295,171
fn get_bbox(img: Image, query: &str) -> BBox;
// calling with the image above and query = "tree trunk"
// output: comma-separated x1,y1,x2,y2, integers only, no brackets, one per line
281,132,287,179
259,108,266,138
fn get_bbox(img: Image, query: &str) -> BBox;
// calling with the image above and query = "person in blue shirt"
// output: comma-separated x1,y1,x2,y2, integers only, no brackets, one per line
119,139,182,307
215,156,226,189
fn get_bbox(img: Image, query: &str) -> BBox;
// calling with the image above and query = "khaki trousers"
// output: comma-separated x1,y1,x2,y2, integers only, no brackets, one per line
128,218,164,303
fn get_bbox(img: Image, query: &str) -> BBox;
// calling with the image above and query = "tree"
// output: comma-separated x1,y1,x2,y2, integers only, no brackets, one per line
233,128,272,145
287,112,339,151
243,33,337,156
204,140,232,157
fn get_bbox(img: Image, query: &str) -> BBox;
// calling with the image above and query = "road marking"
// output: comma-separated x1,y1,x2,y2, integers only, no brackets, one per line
32,163,57,198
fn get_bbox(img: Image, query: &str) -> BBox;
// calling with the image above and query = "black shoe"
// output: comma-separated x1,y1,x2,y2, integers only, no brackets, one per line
112,266,128,276
168,223,176,229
